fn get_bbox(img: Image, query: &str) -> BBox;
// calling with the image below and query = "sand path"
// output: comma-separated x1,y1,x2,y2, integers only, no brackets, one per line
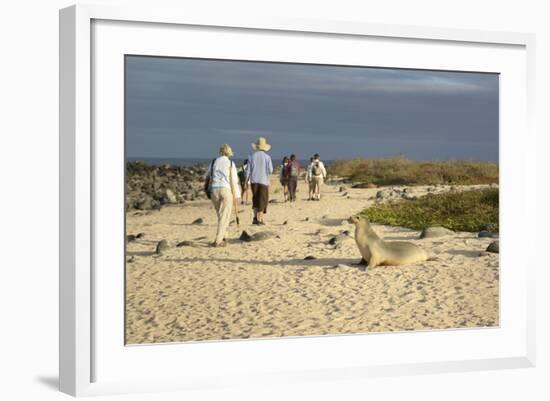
125,177,499,344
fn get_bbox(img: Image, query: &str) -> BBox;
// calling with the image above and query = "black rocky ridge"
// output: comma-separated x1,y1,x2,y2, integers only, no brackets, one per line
126,161,208,211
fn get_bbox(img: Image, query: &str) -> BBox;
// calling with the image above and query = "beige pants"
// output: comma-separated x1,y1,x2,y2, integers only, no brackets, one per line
311,175,323,198
210,187,233,244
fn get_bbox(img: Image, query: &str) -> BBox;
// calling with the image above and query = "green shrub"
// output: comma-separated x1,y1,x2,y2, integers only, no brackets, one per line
330,157,498,186
362,188,499,232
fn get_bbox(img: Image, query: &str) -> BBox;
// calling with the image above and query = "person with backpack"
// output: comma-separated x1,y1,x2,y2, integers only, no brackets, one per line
285,154,301,202
279,156,290,202
305,156,315,200
309,153,327,201
204,144,241,247
237,159,250,205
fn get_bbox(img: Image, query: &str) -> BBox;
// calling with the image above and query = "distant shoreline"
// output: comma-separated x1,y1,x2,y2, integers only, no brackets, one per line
127,157,498,169
127,157,331,167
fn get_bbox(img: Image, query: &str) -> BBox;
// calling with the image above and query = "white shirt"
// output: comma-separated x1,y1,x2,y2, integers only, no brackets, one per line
307,160,327,180
205,156,241,198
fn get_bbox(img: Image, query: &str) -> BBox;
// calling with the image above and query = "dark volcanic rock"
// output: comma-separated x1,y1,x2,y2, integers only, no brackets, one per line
136,196,154,210
239,231,253,242
125,161,207,211
191,218,204,225
155,240,169,254
328,234,350,247
239,230,276,242
127,234,136,242
136,232,145,239
486,241,499,253
478,230,498,238
304,255,317,260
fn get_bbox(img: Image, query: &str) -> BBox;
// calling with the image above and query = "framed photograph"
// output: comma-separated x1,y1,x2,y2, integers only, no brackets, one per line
59,4,536,397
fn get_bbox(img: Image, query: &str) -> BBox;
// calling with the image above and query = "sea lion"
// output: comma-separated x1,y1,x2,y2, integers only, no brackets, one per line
348,215,428,267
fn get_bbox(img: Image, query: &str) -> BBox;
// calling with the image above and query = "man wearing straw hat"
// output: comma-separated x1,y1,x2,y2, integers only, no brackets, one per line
246,137,273,225
204,144,241,247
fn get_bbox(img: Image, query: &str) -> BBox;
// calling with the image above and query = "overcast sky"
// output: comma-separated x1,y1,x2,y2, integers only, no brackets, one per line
125,56,498,162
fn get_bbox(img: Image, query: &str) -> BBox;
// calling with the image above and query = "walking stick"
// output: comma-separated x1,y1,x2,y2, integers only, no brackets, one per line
229,162,240,226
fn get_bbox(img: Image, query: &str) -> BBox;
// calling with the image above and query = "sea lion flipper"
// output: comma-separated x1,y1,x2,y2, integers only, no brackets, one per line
352,257,368,266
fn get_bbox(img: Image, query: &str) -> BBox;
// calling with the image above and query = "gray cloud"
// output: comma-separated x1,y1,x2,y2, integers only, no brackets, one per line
125,56,498,161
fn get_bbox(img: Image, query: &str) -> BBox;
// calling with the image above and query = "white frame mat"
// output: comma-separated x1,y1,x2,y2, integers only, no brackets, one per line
59,4,536,397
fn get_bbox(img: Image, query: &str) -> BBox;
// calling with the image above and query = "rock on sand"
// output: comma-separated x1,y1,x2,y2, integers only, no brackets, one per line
155,240,169,254
239,230,278,242
486,241,499,253
328,234,351,247
420,226,454,239
478,230,498,238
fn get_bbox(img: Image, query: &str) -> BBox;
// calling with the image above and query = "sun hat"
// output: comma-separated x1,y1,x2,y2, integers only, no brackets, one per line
219,144,234,157
251,137,271,151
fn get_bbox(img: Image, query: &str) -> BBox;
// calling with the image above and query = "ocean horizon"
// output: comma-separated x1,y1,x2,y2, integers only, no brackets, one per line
127,157,332,167
127,156,498,168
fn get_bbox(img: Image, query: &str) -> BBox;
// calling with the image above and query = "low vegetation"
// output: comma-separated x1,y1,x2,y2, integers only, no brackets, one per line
362,188,499,233
330,157,498,186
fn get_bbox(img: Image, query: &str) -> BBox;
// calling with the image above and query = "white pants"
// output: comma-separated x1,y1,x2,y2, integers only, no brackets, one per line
210,188,233,244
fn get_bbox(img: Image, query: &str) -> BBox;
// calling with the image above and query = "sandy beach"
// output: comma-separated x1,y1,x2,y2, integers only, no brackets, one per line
125,177,499,344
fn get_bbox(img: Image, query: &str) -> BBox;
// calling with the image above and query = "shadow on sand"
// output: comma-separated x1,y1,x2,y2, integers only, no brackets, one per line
446,249,483,258
164,256,365,269
127,250,157,257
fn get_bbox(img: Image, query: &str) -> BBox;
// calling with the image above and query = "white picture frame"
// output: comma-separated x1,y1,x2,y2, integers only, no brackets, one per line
59,4,536,397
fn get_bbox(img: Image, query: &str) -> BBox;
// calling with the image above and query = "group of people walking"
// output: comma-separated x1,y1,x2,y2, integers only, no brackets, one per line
279,153,327,202
204,136,327,247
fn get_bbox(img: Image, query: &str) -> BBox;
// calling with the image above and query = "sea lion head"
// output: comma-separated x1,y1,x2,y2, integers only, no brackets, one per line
348,214,371,226
348,215,366,225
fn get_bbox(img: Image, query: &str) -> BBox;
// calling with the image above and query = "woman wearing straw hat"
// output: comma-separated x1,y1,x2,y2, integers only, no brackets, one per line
204,144,241,247
246,137,273,225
